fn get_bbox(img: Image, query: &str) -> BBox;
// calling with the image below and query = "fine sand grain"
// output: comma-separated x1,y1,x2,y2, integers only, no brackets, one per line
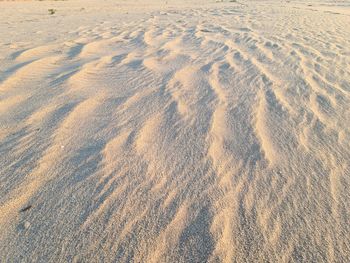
0,0,349,262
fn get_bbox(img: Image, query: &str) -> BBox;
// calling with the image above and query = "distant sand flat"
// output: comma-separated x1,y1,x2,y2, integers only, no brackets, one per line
0,0,349,262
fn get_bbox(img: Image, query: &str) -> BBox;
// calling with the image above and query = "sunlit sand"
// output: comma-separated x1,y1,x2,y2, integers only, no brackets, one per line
0,0,349,261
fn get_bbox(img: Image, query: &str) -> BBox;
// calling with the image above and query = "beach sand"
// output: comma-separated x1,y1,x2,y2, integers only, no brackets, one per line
0,0,349,261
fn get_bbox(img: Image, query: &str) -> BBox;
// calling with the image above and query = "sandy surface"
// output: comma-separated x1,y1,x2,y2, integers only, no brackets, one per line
0,0,350,262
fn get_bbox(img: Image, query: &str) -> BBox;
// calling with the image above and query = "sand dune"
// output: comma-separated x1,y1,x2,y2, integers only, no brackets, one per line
0,0,350,262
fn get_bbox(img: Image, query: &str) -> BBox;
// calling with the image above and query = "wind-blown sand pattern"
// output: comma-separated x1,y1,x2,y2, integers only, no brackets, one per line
0,0,350,262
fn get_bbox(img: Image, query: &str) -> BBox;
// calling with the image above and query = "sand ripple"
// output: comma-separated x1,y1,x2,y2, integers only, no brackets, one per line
0,0,350,262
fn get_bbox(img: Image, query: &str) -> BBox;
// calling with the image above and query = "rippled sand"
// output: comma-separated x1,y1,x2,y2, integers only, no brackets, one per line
0,0,349,262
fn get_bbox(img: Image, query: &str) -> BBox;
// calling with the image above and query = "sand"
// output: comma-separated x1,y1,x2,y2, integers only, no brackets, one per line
0,0,349,262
